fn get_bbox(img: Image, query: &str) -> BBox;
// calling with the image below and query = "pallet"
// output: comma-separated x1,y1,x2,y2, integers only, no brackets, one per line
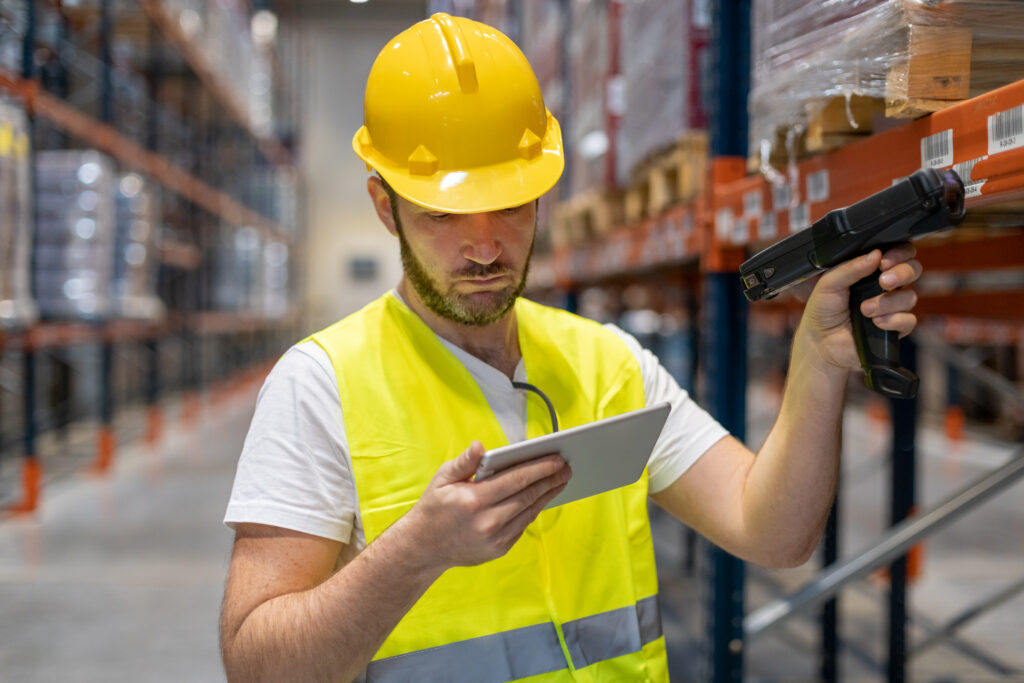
624,132,707,223
550,189,625,248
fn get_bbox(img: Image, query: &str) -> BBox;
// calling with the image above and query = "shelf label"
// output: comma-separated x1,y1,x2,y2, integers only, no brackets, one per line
988,104,1024,156
759,212,777,240
733,216,749,244
953,157,986,198
789,203,810,231
716,209,734,241
772,183,791,209
743,189,762,217
806,169,830,203
921,129,953,168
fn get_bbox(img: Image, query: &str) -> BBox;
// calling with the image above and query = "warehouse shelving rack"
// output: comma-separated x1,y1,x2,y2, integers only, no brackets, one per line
0,0,302,516
528,2,1024,681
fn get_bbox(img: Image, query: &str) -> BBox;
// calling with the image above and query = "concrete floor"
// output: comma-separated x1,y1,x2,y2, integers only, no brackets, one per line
0,381,1021,682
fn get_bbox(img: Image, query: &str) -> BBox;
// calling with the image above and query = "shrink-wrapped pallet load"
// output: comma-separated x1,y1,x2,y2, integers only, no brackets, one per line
0,98,36,327
113,173,165,320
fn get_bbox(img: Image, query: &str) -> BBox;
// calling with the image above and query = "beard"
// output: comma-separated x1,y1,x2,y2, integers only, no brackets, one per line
395,217,534,327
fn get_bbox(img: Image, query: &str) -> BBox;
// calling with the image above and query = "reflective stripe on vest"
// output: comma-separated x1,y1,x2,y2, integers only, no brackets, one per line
359,596,662,683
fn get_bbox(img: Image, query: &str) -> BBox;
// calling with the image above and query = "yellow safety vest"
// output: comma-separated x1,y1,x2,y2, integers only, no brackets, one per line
310,292,668,682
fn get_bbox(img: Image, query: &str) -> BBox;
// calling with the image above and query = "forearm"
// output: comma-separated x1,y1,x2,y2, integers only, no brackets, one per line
223,518,444,683
744,323,849,565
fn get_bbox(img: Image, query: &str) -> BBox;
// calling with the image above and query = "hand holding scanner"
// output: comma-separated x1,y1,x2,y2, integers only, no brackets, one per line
739,168,966,399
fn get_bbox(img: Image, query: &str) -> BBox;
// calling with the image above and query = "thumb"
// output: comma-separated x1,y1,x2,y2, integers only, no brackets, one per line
816,249,882,294
436,441,486,484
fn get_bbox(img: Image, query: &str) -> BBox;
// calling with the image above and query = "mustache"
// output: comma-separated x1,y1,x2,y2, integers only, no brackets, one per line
453,262,513,279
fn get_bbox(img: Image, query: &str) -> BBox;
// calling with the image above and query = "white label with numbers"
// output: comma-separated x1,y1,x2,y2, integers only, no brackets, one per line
921,129,953,168
733,217,749,243
806,170,830,203
989,105,1024,156
716,209,734,240
759,212,777,240
953,157,986,198
789,203,810,231
772,183,791,209
743,190,762,217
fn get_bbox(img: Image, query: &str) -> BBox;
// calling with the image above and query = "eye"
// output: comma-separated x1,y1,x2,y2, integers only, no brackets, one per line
427,212,451,222
500,205,525,215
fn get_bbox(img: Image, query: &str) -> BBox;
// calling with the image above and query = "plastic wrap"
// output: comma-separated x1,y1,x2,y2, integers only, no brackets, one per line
0,98,36,327
618,0,708,183
568,0,611,197
212,225,262,313
113,174,165,320
751,0,1024,168
34,150,117,320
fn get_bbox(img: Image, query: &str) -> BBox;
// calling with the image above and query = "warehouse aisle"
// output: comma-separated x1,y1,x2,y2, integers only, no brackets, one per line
0,390,258,682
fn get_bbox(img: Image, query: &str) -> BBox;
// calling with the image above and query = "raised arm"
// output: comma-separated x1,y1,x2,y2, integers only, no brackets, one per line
220,443,570,682
653,245,921,567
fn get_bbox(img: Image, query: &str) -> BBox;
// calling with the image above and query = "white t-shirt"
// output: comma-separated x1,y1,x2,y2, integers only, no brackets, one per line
224,299,728,560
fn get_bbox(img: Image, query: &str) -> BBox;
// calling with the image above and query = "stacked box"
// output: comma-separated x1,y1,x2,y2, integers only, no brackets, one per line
618,0,709,184
260,240,289,318
567,0,611,197
750,0,1024,167
212,225,262,313
0,99,36,327
34,150,116,319
113,173,165,320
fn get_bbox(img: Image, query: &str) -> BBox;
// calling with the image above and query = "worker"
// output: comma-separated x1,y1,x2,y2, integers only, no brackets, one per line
220,14,923,682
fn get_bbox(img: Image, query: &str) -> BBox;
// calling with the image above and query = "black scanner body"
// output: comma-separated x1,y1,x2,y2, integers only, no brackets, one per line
739,168,966,399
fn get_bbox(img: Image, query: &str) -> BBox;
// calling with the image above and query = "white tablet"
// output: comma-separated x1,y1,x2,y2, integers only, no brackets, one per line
474,402,671,509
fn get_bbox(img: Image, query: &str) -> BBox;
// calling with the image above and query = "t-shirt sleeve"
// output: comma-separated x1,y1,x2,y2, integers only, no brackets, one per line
604,323,730,494
223,342,358,543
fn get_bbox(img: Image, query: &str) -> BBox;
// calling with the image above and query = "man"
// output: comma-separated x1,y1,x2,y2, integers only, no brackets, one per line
220,13,923,683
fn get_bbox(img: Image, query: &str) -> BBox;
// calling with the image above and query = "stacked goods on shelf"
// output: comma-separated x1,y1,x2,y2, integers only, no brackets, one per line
0,98,35,327
260,240,289,319
113,173,165,320
0,1,25,73
750,0,1024,171
211,225,262,314
567,0,611,198
520,0,566,249
34,150,116,320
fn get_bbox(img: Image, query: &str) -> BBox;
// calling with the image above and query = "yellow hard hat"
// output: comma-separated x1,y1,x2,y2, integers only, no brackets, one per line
353,13,564,214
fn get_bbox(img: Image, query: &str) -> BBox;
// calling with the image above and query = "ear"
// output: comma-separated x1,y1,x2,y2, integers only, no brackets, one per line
367,176,399,237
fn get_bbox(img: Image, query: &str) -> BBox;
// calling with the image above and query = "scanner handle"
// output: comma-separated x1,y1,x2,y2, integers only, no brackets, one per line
849,271,919,399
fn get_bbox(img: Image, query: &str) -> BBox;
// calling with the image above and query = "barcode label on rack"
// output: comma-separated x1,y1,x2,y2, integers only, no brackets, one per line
953,157,985,198
716,209,734,240
772,183,791,209
789,203,810,231
743,189,762,217
921,129,953,168
988,105,1024,155
733,216,749,243
759,212,777,240
806,170,829,203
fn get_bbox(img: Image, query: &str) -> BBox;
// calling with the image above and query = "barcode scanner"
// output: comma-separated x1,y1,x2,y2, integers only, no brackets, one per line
740,168,966,399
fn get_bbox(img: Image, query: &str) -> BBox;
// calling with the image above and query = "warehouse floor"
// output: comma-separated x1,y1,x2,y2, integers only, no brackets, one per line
0,380,1020,682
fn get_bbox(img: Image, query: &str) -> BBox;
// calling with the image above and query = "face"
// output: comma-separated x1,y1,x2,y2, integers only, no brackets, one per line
390,195,537,327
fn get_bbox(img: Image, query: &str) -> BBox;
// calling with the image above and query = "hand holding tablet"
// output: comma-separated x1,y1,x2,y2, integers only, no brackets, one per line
474,402,671,509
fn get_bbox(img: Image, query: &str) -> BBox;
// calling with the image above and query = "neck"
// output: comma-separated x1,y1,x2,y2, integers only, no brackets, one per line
397,279,521,379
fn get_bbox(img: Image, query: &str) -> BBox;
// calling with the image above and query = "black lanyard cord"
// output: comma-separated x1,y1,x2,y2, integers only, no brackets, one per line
511,381,559,433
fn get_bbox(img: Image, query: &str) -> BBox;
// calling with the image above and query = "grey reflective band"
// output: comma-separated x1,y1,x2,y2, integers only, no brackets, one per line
360,595,662,682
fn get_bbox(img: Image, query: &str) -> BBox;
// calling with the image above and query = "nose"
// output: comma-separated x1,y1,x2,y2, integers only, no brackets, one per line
461,212,503,265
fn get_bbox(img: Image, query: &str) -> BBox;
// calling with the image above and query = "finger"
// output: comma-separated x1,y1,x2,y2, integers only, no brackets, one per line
879,259,923,291
436,441,486,485
880,243,916,270
488,464,572,523
816,249,882,294
870,312,917,338
496,479,570,551
474,454,567,502
860,288,917,317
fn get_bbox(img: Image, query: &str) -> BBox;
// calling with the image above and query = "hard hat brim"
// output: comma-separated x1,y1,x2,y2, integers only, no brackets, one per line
354,116,564,214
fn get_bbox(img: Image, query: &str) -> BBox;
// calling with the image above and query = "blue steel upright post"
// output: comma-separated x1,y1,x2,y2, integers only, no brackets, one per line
704,2,751,681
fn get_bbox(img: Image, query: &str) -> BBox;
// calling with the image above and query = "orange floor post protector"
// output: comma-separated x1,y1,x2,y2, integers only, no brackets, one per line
5,458,42,516
145,404,164,446
944,404,965,441
181,391,201,426
91,426,116,474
